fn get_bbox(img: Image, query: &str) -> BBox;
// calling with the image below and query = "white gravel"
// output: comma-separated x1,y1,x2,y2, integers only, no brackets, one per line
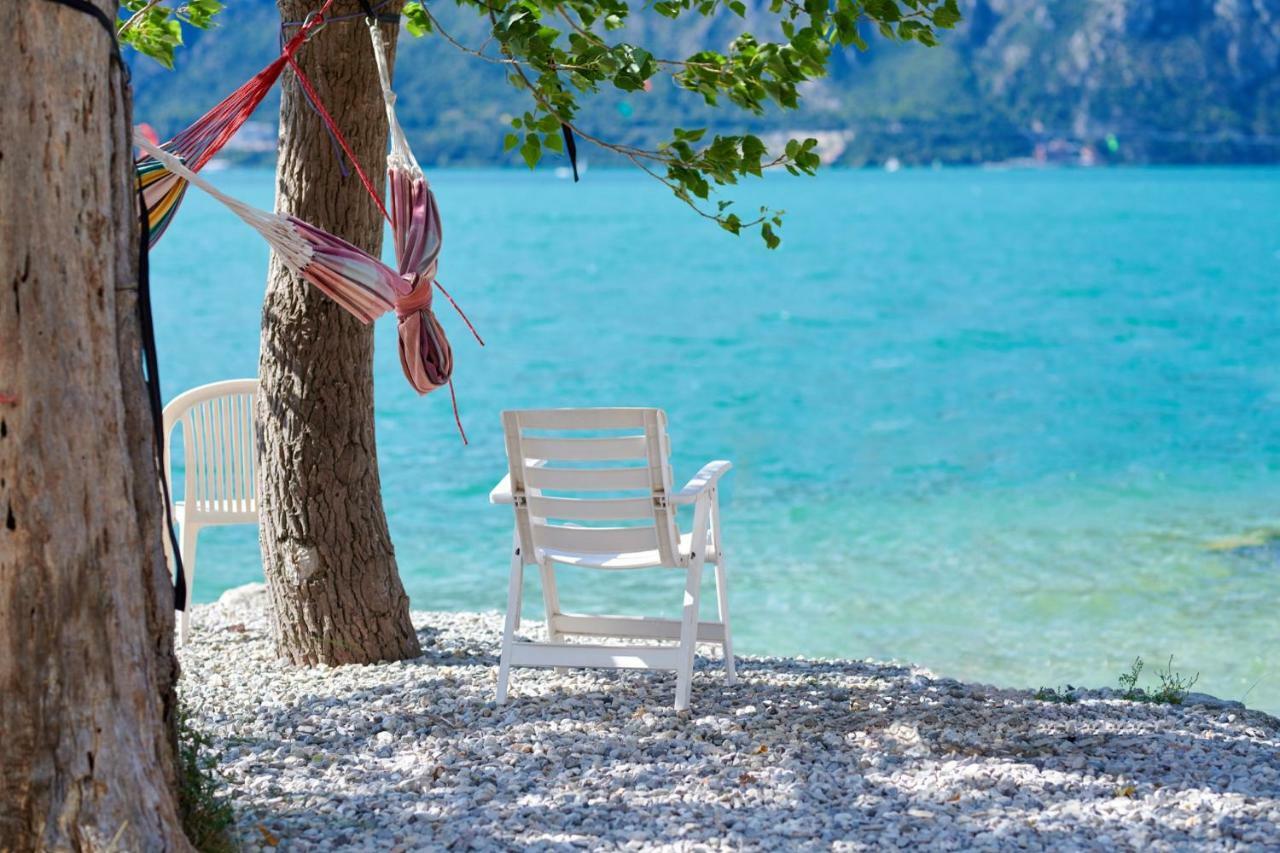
181,584,1280,851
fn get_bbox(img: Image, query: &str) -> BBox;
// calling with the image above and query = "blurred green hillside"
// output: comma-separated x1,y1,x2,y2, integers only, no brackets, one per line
129,0,1280,166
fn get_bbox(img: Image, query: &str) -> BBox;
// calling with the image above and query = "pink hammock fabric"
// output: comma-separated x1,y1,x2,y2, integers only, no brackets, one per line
367,20,472,397
388,170,453,391
137,0,334,247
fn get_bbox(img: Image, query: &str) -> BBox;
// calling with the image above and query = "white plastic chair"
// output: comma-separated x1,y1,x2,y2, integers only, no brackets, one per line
162,379,259,643
490,408,736,711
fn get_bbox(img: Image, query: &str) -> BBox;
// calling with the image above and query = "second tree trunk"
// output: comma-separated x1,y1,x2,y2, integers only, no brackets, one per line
258,0,419,665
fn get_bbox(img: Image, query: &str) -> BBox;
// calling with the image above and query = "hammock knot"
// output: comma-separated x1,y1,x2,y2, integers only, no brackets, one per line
394,273,436,318
301,8,328,41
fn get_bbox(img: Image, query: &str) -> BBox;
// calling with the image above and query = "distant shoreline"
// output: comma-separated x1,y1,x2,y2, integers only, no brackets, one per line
204,156,1280,171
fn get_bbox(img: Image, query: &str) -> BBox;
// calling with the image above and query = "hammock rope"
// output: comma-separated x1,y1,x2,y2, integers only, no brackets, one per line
281,0,398,181
283,47,392,223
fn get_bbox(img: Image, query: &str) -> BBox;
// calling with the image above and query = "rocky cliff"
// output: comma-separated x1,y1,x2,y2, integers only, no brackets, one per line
130,0,1280,165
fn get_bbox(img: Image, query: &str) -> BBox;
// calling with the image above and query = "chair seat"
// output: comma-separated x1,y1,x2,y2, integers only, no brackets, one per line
537,532,719,569
174,499,258,525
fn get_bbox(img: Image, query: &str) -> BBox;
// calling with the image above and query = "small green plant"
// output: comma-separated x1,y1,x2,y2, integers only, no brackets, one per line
1033,685,1078,704
1118,657,1145,701
177,706,236,852
1150,656,1199,705
1116,656,1199,705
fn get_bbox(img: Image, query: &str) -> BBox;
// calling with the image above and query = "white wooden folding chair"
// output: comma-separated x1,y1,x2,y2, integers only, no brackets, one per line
490,408,736,711
162,379,259,644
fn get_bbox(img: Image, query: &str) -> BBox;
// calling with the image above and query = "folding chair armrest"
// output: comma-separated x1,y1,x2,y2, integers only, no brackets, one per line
489,473,514,505
491,460,548,506
673,460,732,505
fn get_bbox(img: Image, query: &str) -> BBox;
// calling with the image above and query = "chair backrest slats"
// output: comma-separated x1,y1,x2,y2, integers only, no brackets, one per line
513,408,652,430
527,495,654,521
241,392,257,504
164,379,258,518
520,435,652,462
525,466,652,492
532,523,660,554
502,408,681,565
212,397,229,507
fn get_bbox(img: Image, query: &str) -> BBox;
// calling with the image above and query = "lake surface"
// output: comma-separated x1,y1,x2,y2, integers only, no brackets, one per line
154,166,1280,712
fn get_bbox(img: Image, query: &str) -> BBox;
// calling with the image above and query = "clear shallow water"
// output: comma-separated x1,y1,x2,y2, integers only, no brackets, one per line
154,167,1280,712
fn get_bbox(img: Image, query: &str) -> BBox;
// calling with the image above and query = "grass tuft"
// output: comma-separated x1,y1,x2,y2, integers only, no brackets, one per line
177,704,237,852
1117,656,1199,705
1033,685,1079,704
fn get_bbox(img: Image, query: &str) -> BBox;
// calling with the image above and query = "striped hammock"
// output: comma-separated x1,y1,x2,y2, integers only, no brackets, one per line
136,4,328,247
136,134,406,324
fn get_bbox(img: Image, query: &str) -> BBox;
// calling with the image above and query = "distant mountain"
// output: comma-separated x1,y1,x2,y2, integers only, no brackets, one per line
129,0,1280,166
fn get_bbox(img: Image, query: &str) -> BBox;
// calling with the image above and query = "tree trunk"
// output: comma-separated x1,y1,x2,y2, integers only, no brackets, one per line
0,3,189,850
258,0,419,665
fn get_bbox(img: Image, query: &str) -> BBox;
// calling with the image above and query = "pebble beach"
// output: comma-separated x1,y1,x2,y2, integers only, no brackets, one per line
182,585,1280,851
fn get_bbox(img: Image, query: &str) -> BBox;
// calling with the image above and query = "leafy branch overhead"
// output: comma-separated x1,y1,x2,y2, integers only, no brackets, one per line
407,0,959,246
118,0,224,69
122,0,960,247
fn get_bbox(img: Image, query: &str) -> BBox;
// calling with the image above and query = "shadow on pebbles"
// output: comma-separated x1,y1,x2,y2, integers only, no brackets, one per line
180,584,1280,851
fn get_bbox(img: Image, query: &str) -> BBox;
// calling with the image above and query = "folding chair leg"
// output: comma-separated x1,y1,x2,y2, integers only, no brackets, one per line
714,558,737,686
496,546,525,705
674,559,705,711
538,562,562,636
178,522,199,646
538,562,571,675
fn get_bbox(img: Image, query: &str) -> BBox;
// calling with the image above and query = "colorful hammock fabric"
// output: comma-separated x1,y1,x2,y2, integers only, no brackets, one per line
134,3,481,437
136,134,406,324
368,20,468,395
137,0,335,247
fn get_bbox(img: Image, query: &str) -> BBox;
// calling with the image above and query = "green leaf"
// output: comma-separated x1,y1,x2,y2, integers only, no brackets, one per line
503,133,520,152
403,1,432,37
934,1,962,29
520,134,542,169
185,0,223,29
761,222,780,249
719,213,742,235
674,127,707,142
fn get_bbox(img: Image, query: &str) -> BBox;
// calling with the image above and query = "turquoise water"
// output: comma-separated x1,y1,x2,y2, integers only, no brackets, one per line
154,167,1280,712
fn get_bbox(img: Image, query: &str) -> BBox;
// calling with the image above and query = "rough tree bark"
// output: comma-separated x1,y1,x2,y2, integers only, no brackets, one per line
0,2,189,850
258,0,420,665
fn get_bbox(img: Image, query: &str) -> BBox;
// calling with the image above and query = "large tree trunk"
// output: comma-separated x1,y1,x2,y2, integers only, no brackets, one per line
258,0,419,665
0,3,189,850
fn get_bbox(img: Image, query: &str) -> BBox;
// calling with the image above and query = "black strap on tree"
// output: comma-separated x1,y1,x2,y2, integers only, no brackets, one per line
43,0,187,610
43,0,120,60
561,124,580,182
354,0,398,25
136,183,187,611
